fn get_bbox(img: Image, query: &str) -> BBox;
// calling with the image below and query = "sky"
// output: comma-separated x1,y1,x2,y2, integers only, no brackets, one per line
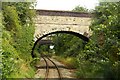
35,0,99,11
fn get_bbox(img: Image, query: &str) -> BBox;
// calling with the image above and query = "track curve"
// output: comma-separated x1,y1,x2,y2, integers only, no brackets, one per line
41,54,62,80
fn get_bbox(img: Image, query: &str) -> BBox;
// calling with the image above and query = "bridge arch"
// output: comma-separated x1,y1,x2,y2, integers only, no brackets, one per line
31,31,89,58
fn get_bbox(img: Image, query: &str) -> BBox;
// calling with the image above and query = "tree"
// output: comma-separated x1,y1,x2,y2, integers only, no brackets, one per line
77,2,120,79
52,33,85,57
72,5,88,12
2,2,36,78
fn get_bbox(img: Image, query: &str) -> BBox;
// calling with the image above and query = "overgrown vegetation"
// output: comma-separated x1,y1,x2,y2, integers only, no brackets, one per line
53,34,85,57
1,2,36,78
76,2,120,79
51,33,85,68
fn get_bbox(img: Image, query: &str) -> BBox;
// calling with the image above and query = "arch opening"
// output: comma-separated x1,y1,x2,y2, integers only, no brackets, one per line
31,31,89,58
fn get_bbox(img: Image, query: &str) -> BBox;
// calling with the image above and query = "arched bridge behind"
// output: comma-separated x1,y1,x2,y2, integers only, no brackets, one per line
34,10,92,41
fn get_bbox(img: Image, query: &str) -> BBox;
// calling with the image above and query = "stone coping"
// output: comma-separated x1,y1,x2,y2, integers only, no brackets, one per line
36,9,93,17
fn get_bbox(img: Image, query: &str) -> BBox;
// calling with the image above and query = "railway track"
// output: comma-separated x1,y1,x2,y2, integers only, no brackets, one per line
41,54,62,80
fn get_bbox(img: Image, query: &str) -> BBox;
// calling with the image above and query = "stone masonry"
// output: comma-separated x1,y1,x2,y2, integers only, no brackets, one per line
34,10,92,41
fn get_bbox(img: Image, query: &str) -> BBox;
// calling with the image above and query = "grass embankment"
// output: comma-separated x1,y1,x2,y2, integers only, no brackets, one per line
7,57,36,78
10,63,35,78
52,56,78,69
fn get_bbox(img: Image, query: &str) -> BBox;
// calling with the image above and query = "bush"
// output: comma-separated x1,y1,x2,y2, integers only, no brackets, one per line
2,2,36,78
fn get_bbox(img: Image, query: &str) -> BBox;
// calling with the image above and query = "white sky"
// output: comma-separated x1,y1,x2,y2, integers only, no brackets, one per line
35,0,99,11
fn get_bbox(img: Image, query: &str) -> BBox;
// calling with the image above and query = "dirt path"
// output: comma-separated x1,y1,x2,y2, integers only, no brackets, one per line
34,58,77,79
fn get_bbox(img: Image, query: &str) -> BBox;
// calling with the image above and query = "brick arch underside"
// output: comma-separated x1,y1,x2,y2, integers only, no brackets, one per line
31,31,89,58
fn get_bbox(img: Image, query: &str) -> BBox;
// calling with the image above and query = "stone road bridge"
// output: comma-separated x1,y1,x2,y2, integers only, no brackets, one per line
34,10,92,41
32,10,92,58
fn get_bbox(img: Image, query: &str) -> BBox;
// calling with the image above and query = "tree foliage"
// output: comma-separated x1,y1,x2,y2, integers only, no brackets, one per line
52,33,85,57
72,5,88,12
77,2,120,79
1,2,35,78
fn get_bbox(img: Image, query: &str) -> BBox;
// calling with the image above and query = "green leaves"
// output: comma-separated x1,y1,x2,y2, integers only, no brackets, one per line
72,5,88,12
52,33,85,57
2,2,35,78
76,2,120,79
